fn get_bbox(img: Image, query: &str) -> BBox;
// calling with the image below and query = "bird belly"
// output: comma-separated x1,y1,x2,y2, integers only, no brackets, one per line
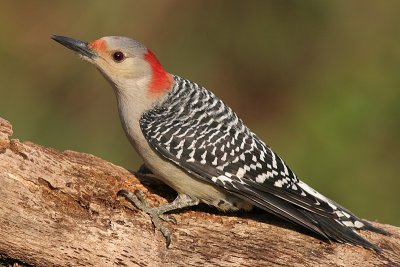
133,133,252,212
149,156,253,212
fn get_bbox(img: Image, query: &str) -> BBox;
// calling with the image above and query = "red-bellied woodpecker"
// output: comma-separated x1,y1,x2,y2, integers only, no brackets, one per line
52,35,387,250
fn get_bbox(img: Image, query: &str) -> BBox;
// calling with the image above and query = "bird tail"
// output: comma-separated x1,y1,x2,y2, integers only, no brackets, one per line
299,208,385,251
319,196,390,235
236,187,386,251
359,220,389,235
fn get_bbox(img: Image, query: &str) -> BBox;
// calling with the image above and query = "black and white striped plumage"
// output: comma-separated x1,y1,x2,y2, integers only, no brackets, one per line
141,75,385,250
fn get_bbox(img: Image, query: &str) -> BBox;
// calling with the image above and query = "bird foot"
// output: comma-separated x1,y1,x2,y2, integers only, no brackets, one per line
117,189,175,247
117,189,199,247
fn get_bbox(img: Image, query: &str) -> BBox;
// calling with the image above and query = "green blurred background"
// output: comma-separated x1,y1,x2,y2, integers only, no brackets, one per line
0,1,398,226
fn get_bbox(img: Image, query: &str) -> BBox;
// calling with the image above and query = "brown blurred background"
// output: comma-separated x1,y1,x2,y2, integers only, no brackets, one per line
0,1,399,226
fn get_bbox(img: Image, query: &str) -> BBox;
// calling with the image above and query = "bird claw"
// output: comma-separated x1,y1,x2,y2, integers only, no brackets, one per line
148,210,173,247
133,189,148,205
118,189,173,247
159,214,177,224
132,189,176,223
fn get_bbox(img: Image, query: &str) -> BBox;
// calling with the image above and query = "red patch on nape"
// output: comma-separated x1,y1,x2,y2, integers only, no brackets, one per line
144,49,173,96
89,39,107,52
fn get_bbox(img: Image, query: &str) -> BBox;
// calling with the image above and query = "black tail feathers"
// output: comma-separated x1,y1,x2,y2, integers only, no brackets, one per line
301,210,385,251
360,220,389,236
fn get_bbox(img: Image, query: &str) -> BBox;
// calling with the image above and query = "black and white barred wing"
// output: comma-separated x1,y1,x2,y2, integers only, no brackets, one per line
140,76,383,249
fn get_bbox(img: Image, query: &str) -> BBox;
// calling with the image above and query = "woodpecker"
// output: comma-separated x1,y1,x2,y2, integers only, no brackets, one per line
52,35,386,250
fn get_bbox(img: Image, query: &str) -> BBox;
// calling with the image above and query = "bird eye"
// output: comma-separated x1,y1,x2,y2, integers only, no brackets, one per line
112,51,125,62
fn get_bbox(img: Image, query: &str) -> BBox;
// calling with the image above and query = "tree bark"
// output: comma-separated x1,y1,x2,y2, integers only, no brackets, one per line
0,117,399,267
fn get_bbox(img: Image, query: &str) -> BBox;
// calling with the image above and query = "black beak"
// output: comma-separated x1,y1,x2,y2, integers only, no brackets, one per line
51,35,96,59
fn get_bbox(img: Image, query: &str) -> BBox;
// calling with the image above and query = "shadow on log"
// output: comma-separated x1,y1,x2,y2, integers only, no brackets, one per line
0,117,399,266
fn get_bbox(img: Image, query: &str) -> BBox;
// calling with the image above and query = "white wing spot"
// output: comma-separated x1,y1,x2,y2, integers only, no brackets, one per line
236,168,246,178
342,221,355,227
216,165,225,171
256,173,267,183
215,175,231,185
225,172,232,178
354,221,365,228
274,179,284,187
174,139,185,149
176,149,183,159
342,211,351,218
260,151,265,162
221,152,227,161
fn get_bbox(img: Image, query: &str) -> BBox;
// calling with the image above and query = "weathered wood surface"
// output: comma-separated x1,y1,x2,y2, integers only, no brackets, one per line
0,117,399,267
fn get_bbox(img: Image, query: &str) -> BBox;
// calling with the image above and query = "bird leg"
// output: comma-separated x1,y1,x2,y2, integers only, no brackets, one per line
117,189,199,247
136,164,154,176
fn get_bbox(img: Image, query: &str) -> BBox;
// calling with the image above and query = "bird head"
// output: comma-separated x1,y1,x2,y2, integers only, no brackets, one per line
52,35,173,98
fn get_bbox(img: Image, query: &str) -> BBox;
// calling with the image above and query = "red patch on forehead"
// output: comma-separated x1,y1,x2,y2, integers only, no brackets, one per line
89,39,107,52
144,49,173,95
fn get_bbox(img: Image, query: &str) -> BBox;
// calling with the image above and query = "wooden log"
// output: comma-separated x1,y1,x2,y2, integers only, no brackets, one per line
0,117,399,266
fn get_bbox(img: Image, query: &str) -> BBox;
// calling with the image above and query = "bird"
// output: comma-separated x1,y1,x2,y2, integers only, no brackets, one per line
52,35,387,250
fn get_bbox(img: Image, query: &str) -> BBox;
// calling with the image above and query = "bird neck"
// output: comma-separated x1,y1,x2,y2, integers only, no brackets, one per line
144,50,173,96
112,76,170,152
